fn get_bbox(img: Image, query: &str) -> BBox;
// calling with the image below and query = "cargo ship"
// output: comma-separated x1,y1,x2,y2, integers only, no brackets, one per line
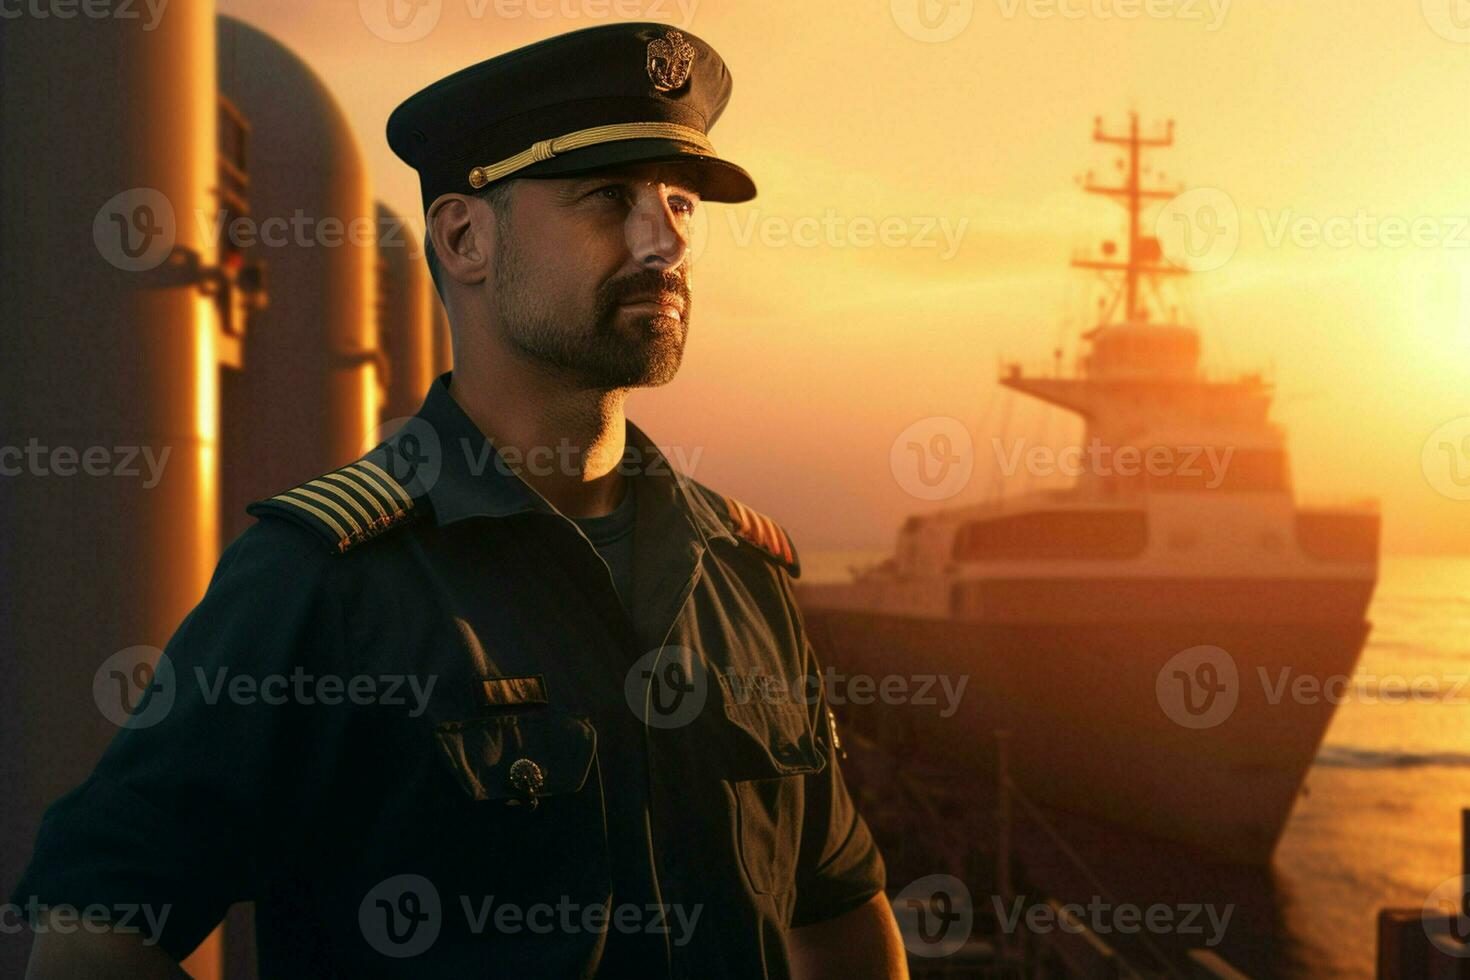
797,115,1380,865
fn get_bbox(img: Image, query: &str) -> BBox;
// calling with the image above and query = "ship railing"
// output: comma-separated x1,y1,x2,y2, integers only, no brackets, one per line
1002,779,1179,979
997,357,1275,387
999,357,1074,381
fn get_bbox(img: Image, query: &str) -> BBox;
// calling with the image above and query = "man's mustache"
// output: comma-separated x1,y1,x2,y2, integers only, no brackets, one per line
598,270,690,312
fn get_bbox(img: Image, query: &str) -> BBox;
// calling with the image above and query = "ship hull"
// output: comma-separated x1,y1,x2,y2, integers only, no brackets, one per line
799,580,1373,865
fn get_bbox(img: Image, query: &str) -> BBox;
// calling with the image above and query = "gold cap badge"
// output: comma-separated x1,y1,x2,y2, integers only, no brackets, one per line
646,29,695,92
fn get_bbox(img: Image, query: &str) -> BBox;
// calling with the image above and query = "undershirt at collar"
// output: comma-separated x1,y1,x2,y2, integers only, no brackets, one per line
568,479,637,612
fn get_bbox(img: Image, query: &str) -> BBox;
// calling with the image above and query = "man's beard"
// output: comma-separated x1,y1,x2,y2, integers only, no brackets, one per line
495,240,691,389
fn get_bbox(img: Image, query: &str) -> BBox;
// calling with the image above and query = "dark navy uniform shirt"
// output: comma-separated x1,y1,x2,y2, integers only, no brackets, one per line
14,374,884,978
569,478,638,613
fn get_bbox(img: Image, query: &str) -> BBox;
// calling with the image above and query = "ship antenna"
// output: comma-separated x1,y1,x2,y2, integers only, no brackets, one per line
1074,113,1186,325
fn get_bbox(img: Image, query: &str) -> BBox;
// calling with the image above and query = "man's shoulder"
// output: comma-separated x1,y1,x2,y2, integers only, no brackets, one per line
245,455,426,557
684,477,802,579
211,508,345,599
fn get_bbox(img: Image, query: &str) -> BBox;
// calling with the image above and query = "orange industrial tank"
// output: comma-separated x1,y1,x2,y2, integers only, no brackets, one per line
216,15,380,546
375,202,436,423
0,4,241,978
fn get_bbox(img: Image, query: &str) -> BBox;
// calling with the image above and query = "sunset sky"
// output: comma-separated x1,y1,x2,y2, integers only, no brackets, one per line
219,0,1470,554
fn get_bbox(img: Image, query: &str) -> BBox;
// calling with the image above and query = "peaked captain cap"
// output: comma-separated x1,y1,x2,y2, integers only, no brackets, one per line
386,22,757,210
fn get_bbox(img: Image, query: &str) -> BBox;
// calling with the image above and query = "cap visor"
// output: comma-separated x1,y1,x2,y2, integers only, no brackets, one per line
507,137,756,203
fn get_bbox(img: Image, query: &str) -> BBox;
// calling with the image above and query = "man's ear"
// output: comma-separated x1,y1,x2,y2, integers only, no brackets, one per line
426,193,496,289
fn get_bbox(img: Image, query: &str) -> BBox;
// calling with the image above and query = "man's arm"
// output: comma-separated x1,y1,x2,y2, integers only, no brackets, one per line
780,584,903,977
23,909,188,980
11,518,352,971
787,892,908,980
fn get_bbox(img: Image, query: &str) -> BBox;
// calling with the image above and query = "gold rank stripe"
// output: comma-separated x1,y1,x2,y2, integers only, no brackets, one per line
345,465,407,522
340,464,399,517
321,470,390,523
306,478,375,530
468,121,715,189
292,484,365,537
355,458,415,510
268,459,417,553
270,492,351,550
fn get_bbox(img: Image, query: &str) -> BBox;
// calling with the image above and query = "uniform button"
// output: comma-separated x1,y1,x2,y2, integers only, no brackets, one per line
509,757,545,811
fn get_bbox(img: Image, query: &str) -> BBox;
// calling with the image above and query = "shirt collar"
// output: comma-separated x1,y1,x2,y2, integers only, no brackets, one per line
384,373,737,547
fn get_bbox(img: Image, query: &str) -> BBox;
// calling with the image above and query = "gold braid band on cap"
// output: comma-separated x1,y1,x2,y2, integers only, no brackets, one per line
467,121,715,189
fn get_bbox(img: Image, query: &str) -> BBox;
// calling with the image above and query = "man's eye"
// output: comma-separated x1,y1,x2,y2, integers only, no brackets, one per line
590,185,626,203
668,195,697,216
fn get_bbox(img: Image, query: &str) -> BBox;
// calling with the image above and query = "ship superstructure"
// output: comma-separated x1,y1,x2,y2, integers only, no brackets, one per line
798,116,1379,864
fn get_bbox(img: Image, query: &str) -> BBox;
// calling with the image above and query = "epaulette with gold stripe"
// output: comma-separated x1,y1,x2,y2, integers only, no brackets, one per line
246,457,421,555
717,493,800,578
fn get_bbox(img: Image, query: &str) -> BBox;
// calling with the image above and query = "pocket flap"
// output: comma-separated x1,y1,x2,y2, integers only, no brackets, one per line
433,710,596,802
718,674,826,779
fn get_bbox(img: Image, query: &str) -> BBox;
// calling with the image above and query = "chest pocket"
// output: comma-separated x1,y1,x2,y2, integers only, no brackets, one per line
433,710,596,805
718,673,826,896
430,709,611,913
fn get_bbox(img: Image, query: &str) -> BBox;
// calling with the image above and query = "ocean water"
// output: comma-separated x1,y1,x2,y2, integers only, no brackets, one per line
802,551,1470,978
1275,555,1470,977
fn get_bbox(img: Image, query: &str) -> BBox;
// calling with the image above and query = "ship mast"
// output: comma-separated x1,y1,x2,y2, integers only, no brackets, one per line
1072,113,1187,326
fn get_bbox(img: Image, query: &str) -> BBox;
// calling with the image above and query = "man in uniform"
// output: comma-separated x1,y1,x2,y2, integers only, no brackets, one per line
14,22,907,979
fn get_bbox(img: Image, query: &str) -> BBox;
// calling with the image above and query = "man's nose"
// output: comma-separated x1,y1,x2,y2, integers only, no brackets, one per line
623,188,690,270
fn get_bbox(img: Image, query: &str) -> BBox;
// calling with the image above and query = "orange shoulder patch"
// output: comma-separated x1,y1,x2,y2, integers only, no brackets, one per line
720,494,800,576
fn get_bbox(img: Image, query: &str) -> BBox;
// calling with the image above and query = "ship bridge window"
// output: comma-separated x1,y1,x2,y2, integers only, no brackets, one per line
951,510,1148,561
1127,448,1290,493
